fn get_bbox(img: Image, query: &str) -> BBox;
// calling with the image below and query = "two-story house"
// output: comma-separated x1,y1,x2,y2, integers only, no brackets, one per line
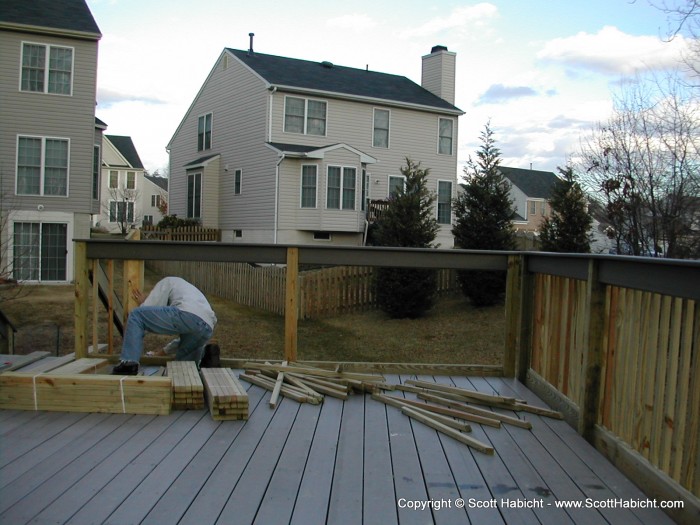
96,135,167,233
167,40,463,247
0,0,101,282
501,166,559,233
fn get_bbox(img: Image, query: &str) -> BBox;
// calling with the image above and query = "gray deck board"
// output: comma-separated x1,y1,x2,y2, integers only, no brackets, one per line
0,373,682,525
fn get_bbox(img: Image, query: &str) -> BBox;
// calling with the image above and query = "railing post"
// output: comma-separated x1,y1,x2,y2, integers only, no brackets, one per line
123,230,144,322
74,241,89,358
284,247,299,362
578,258,606,441
504,254,533,380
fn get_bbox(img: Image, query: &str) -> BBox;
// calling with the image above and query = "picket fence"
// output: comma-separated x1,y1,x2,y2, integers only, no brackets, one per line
147,260,457,319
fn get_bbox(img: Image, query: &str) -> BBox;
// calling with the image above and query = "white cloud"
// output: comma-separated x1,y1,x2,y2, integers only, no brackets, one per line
398,3,498,39
537,26,689,75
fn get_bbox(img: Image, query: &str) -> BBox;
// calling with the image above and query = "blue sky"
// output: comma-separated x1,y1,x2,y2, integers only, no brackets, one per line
87,0,694,176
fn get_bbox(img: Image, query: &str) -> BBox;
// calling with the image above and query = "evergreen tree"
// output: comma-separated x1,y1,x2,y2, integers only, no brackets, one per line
452,123,516,307
539,166,593,253
374,158,439,318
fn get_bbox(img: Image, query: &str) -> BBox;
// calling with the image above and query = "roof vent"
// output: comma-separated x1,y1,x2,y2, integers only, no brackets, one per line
321,61,334,69
430,45,448,54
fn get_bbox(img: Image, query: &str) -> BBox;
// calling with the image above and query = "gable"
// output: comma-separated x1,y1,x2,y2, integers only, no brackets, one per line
228,49,462,114
0,0,100,39
104,135,144,169
501,167,559,199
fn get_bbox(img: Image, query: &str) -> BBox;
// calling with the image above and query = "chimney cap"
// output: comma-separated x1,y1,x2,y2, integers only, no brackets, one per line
430,45,448,53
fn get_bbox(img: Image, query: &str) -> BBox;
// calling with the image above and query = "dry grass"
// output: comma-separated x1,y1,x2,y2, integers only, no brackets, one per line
1,272,505,366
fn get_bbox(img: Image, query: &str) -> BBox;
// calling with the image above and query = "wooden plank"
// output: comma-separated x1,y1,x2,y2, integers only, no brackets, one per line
401,407,493,455
372,394,471,432
12,354,76,374
74,241,89,358
285,247,299,362
269,369,285,408
50,358,109,375
405,379,520,405
374,393,502,428
416,392,531,428
0,352,51,373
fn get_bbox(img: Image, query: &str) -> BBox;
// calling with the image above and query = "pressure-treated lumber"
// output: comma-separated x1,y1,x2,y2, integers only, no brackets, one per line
372,393,501,428
242,361,384,382
371,394,471,432
417,392,533,429
240,373,320,405
200,368,249,420
405,379,521,405
167,361,204,409
0,372,171,414
401,406,494,455
50,358,109,375
0,351,51,372
12,353,76,374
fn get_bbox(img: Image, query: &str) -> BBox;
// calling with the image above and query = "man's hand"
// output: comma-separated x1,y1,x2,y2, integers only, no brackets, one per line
131,286,146,305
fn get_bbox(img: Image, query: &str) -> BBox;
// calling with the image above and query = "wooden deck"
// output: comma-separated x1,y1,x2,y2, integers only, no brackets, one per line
0,374,677,525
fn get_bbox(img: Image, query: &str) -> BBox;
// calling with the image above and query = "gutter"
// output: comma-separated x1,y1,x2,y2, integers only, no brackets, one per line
274,153,285,244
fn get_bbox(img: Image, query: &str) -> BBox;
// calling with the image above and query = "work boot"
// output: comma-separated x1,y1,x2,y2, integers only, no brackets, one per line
200,343,220,368
112,360,139,375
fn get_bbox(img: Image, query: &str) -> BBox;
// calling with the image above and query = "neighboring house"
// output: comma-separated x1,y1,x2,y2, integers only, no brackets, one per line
96,135,166,232
0,0,101,283
501,167,559,233
167,40,464,247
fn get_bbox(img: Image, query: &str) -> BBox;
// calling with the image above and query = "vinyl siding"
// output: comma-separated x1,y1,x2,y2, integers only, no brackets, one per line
169,51,275,232
421,51,456,105
0,30,99,215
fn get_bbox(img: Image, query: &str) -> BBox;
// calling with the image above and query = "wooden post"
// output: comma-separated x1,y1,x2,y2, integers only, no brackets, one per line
284,247,299,362
578,259,606,441
123,229,144,322
503,255,521,377
74,241,89,358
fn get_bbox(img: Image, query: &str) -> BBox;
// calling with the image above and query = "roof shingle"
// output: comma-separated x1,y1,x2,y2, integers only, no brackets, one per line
0,0,100,37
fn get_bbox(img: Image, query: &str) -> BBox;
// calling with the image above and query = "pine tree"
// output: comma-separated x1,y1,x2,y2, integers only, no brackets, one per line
539,166,593,253
452,123,516,307
373,158,439,318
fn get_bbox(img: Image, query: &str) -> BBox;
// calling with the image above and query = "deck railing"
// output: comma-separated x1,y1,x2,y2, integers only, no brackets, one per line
73,240,699,523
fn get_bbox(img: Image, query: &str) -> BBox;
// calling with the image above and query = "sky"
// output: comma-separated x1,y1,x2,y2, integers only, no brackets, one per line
86,0,694,178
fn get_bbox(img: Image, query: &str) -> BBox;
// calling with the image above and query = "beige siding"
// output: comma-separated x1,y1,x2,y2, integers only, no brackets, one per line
0,30,99,216
421,51,456,105
169,52,276,231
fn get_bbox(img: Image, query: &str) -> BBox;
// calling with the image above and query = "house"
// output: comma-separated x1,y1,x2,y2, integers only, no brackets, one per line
167,40,464,247
0,0,101,282
95,135,167,232
500,166,559,233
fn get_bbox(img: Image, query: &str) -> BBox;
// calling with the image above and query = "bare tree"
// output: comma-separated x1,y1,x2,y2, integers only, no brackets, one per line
649,0,700,83
578,74,700,257
102,187,141,235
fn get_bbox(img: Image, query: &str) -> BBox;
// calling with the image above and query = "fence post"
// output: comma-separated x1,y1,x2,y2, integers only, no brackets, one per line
123,230,144,322
74,241,89,358
578,258,606,441
504,254,533,379
284,247,299,362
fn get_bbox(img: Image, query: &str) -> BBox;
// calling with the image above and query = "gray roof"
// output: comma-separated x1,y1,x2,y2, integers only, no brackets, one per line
0,0,100,37
228,49,462,113
144,174,168,191
500,167,559,199
105,135,144,170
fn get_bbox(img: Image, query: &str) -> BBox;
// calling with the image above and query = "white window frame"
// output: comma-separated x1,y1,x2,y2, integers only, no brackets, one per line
187,171,202,219
108,200,135,223
109,170,119,189
20,42,74,96
197,112,213,151
326,165,357,210
388,175,406,198
372,108,390,148
234,169,242,195
16,134,70,197
437,117,454,155
126,171,136,190
283,96,327,136
300,165,318,209
437,179,453,225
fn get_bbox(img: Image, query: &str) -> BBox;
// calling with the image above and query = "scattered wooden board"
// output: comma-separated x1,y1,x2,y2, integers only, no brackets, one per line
0,351,51,373
50,358,109,375
200,368,249,420
167,361,204,409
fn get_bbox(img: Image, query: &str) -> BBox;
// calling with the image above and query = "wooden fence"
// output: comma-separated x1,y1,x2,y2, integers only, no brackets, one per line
141,225,220,242
147,260,457,319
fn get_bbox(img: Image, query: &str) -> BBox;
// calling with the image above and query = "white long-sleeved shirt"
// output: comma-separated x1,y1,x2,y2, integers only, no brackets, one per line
142,277,217,329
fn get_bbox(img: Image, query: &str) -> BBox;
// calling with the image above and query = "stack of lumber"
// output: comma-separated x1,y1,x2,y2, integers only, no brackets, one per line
0,372,171,415
240,362,385,407
167,361,204,409
200,368,249,420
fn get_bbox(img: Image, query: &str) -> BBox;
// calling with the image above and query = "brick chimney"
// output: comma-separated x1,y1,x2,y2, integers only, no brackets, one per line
421,45,456,105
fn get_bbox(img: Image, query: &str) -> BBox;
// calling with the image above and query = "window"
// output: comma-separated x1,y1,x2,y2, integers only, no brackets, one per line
438,118,454,155
92,145,100,199
301,165,317,208
198,113,212,151
388,175,406,198
313,232,332,241
13,222,67,281
373,109,390,148
284,96,327,136
437,180,452,224
151,194,163,208
109,170,119,188
530,201,536,215
234,169,242,195
17,136,69,196
126,171,136,190
187,172,202,219
143,215,153,225
326,166,356,210
109,201,134,223
21,43,73,95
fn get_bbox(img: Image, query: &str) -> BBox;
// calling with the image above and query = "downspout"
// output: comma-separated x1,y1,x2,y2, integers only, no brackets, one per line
275,153,285,244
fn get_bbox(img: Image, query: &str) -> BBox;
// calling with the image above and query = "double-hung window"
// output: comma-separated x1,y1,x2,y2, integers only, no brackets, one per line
388,175,406,198
284,97,327,136
326,166,356,210
21,43,73,95
437,180,453,224
373,109,390,148
438,118,454,155
301,165,317,208
234,169,242,195
198,113,212,151
109,170,119,189
109,201,134,223
187,172,202,219
17,136,69,196
126,171,136,190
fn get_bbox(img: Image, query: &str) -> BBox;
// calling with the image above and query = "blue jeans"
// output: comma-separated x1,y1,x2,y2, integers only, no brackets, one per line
120,306,213,363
